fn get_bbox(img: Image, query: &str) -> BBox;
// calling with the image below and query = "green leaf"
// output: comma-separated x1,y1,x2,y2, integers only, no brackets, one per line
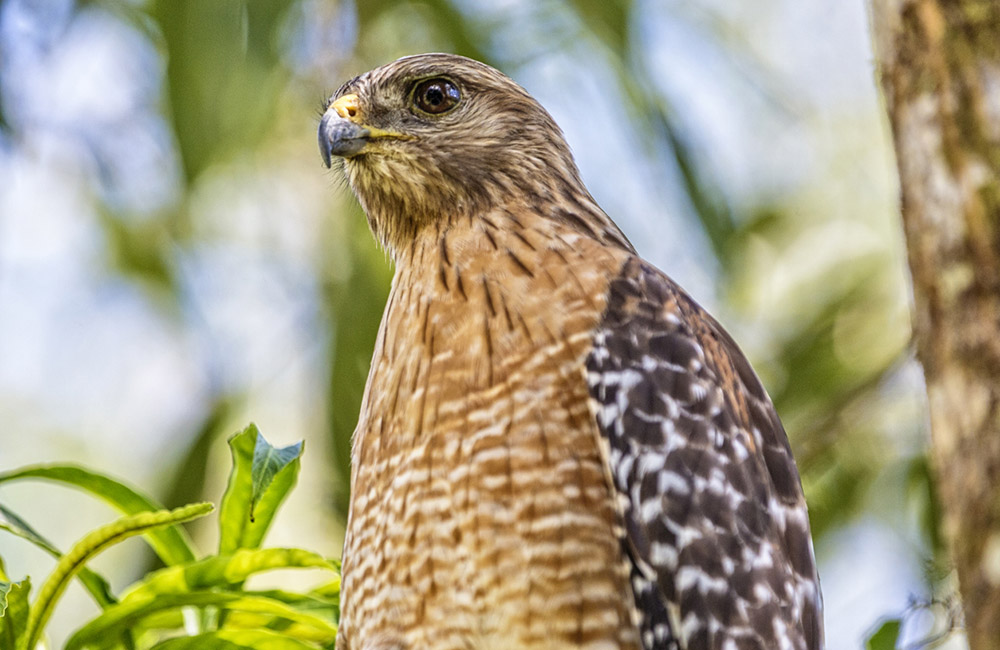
126,548,337,599
865,618,901,650
0,577,30,650
21,502,213,650
251,434,303,521
308,576,341,603
0,465,198,566
0,502,117,609
307,564,341,624
66,591,336,650
237,589,338,621
150,635,249,650
0,580,9,616
149,628,322,650
0,503,53,552
219,425,303,554
109,547,336,642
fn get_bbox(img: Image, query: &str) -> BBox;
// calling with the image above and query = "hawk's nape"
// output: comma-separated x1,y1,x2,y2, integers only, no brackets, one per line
319,53,823,650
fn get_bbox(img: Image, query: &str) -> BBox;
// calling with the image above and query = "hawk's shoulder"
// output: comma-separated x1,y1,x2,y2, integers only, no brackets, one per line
585,256,823,650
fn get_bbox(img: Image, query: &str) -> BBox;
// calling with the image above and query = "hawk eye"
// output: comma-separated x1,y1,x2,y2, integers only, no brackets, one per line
413,78,460,114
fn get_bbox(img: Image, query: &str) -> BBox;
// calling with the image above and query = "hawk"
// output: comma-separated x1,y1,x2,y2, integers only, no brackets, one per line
319,53,823,650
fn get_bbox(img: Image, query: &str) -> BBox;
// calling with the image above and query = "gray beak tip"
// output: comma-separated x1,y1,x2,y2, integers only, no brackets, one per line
319,112,370,165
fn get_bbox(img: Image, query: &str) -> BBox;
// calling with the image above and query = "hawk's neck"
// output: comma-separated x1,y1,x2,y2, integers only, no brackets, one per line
379,207,630,392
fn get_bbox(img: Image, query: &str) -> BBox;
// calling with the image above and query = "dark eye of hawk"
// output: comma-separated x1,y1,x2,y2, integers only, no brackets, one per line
412,78,461,115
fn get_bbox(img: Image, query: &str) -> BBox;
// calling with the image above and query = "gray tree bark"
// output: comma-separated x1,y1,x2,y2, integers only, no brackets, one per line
870,1,1000,648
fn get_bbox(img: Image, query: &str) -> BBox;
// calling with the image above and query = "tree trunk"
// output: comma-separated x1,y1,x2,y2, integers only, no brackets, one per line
870,1,1000,647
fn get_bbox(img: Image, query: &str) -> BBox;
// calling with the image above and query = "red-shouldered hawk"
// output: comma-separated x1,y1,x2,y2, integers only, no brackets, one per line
319,53,823,650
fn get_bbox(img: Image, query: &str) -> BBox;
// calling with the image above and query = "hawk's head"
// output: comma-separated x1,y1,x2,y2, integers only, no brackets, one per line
319,53,602,253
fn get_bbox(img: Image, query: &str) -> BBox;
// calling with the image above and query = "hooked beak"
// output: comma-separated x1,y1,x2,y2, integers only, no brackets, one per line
319,94,370,167
319,93,415,168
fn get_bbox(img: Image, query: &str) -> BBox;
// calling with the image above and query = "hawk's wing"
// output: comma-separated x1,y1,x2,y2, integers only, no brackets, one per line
585,257,823,650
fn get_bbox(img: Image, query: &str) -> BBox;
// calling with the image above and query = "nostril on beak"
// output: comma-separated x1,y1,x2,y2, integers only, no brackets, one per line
332,93,361,121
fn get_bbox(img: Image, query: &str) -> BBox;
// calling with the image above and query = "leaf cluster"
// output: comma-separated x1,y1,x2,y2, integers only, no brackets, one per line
0,425,338,650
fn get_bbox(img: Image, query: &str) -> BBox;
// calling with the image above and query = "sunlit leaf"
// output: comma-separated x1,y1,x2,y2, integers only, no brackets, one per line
149,628,322,650
0,577,29,650
66,591,336,650
127,548,336,600
229,588,339,628
219,425,303,554
0,502,117,609
150,635,249,650
23,503,212,650
0,465,198,566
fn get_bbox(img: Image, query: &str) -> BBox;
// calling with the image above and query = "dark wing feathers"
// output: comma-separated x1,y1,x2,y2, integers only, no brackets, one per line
586,257,823,650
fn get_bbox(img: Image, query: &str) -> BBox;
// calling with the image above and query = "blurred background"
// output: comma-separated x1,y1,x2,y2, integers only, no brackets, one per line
0,0,956,647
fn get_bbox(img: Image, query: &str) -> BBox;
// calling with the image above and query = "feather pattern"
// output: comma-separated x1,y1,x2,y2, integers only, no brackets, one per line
586,257,823,650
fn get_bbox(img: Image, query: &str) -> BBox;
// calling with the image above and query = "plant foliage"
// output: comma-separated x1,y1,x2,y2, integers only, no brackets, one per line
0,425,338,650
